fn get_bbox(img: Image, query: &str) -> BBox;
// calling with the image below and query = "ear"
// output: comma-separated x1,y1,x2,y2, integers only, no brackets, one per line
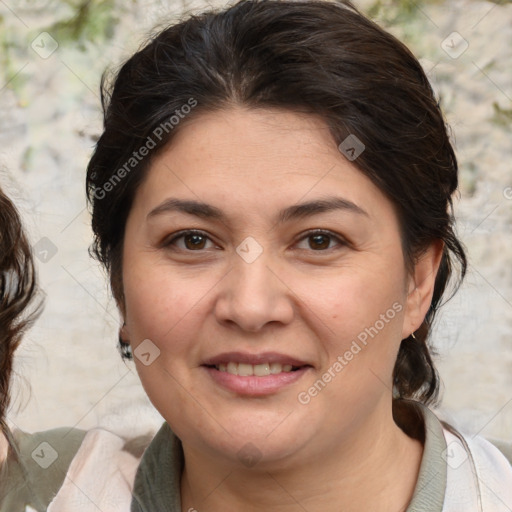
119,320,130,341
402,240,444,339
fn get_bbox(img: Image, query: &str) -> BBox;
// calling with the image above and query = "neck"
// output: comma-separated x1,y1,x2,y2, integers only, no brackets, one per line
180,402,424,512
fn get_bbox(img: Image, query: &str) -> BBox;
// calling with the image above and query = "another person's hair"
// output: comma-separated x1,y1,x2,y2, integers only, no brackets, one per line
0,186,42,431
86,0,467,405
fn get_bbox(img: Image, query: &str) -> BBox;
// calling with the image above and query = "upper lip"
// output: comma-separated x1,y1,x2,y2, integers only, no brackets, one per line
202,351,311,367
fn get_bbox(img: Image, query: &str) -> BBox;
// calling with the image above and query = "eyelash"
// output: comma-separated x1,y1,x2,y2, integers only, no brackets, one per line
163,229,348,253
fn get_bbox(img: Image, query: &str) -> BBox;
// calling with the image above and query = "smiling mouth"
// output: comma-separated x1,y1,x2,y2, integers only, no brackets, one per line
206,362,303,376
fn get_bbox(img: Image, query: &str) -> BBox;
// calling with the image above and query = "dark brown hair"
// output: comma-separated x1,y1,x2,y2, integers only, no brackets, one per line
0,186,42,431
86,0,467,405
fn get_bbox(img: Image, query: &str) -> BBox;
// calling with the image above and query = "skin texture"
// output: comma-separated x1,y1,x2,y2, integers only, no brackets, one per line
121,106,443,512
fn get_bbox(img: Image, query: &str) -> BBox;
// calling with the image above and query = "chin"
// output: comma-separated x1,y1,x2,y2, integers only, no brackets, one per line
216,435,309,470
187,414,316,469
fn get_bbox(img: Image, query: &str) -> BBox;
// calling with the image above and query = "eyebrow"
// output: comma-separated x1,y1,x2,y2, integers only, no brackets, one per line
147,196,369,224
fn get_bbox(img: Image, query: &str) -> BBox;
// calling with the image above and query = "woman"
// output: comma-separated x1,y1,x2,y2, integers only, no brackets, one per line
0,184,83,511
86,0,512,510
0,183,149,512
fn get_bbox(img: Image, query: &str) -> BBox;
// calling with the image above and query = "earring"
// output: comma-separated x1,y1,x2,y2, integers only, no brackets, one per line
118,322,133,360
411,332,417,340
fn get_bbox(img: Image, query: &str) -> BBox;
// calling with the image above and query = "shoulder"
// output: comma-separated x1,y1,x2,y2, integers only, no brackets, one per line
1,425,154,512
47,427,154,512
1,426,87,512
14,426,87,464
404,402,512,511
484,437,512,465
441,424,512,511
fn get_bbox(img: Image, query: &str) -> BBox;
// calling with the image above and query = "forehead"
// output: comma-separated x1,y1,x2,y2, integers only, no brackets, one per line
132,106,395,226
170,106,338,172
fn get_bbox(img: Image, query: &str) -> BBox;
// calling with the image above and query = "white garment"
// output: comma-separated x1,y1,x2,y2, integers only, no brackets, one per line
47,428,144,512
443,427,512,511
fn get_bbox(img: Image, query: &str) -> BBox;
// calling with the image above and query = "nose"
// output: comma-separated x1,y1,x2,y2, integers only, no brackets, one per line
214,250,295,332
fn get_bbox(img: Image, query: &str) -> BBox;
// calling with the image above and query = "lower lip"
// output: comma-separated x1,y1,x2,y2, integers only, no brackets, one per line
203,366,310,396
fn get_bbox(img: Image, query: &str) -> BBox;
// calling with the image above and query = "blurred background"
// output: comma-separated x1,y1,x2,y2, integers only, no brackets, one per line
0,0,511,440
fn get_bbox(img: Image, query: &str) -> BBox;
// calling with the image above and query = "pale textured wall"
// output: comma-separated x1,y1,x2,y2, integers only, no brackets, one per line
0,0,511,440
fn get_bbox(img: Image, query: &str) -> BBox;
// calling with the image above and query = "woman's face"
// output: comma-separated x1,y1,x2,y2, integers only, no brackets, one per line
122,106,435,467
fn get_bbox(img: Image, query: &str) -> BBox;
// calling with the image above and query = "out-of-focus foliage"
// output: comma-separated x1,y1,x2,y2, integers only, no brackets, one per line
43,0,118,49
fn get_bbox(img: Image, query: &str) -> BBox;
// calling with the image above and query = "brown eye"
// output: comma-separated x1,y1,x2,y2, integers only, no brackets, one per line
295,230,346,251
165,230,215,251
309,233,331,250
184,233,207,250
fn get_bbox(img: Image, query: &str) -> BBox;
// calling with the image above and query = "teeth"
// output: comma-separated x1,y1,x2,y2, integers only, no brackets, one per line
238,363,253,376
215,362,296,376
254,363,270,376
270,363,282,374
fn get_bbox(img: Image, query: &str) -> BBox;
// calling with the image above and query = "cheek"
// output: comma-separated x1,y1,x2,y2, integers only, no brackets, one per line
122,263,210,424
303,262,406,392
311,264,405,340
299,274,405,415
122,257,220,361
